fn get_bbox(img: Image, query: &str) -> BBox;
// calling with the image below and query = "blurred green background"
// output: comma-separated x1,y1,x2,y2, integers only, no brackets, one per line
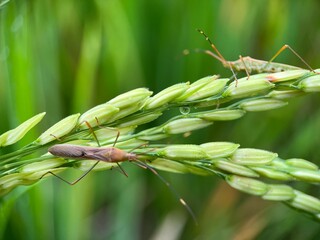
1,0,320,239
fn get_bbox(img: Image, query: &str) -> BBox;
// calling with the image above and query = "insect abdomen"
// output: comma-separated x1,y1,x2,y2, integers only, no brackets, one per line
49,144,86,158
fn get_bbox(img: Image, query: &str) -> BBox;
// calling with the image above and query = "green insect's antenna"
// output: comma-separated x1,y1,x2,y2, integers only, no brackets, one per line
197,28,238,82
197,29,227,64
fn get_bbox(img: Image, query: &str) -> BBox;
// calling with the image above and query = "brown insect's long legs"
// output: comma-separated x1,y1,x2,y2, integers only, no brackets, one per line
41,122,102,184
39,161,100,185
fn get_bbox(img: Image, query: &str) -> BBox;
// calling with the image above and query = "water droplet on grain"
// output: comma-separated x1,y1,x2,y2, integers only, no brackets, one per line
179,106,190,115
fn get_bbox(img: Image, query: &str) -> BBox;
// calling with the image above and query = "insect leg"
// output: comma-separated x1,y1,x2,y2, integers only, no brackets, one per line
84,121,101,147
39,160,100,185
110,131,128,176
264,44,314,72
92,117,123,148
111,163,127,177
49,134,62,141
112,131,120,147
89,119,128,176
239,55,251,80
89,119,127,177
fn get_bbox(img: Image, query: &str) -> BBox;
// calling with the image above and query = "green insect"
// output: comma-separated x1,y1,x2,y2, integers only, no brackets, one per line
196,29,314,76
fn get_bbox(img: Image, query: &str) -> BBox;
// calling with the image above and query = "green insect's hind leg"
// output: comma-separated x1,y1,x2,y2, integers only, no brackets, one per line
264,44,314,72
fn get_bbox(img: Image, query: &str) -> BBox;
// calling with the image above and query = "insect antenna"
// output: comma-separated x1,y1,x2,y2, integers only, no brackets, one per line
183,48,224,63
131,159,198,225
197,29,227,63
197,29,238,83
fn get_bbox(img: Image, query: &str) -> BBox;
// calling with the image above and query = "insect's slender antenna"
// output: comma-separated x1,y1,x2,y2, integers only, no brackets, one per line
265,44,315,72
183,48,227,67
131,160,198,225
197,29,238,82
196,29,226,64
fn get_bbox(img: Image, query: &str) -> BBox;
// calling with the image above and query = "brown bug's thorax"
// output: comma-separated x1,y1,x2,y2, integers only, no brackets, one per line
104,147,136,162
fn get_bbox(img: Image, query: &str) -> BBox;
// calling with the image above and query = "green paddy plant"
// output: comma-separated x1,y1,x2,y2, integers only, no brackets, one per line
1,68,320,220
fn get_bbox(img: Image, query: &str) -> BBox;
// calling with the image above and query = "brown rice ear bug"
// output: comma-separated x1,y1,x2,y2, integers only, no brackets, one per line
41,120,198,223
